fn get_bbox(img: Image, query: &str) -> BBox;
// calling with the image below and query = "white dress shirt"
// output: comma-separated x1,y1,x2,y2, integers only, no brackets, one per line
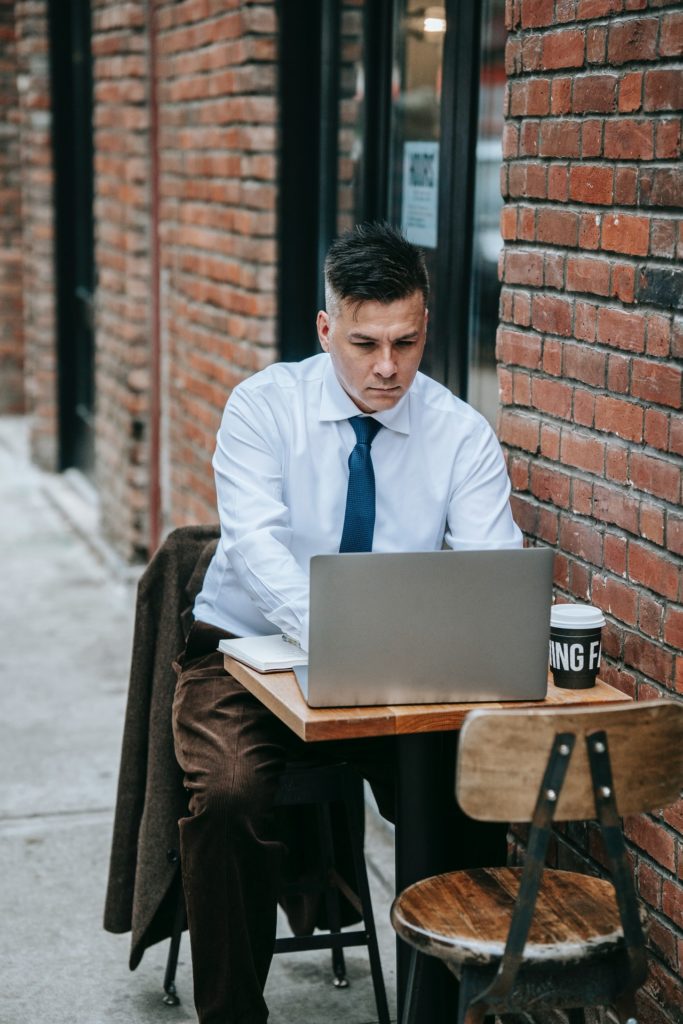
194,352,522,650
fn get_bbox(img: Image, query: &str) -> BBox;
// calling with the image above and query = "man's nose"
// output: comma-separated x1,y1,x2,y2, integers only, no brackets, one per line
374,348,397,378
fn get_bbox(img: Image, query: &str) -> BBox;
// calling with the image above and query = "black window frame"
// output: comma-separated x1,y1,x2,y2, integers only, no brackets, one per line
277,0,485,405
47,0,96,473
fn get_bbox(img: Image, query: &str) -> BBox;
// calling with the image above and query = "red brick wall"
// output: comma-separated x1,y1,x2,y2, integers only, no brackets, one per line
499,3,682,1020
14,0,57,466
0,0,24,414
155,0,279,531
91,0,152,561
12,0,279,560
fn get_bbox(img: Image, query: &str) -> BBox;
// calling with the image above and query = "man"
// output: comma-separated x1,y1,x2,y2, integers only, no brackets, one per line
173,222,522,1023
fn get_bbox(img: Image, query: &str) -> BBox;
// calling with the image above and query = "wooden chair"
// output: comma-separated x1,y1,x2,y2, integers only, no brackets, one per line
391,700,683,1024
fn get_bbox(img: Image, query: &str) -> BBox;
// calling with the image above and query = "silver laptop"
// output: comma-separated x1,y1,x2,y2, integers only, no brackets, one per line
294,547,554,707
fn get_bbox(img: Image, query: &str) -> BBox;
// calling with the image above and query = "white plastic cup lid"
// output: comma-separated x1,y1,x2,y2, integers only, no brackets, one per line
551,604,605,628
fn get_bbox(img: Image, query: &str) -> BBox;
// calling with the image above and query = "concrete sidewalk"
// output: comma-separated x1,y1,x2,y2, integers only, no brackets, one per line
0,416,397,1024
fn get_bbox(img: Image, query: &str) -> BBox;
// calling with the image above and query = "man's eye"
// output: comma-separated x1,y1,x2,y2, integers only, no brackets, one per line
396,340,415,348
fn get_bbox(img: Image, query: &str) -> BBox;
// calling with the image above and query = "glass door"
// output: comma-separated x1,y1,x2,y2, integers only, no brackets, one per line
389,2,446,382
466,0,507,424
280,0,507,432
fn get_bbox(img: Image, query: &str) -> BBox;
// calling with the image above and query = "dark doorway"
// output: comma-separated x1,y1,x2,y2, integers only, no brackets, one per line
277,0,341,360
47,0,96,475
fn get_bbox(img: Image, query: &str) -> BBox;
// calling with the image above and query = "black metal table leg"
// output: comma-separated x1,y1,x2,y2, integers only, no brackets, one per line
395,731,508,1024
395,732,460,1023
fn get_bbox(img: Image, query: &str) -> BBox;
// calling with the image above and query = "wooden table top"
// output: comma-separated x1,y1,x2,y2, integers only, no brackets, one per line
224,656,632,742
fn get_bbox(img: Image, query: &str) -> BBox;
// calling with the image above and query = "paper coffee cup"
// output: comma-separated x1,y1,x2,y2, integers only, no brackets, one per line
549,604,605,689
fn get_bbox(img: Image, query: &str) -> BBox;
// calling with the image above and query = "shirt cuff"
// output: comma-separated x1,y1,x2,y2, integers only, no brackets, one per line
298,611,310,654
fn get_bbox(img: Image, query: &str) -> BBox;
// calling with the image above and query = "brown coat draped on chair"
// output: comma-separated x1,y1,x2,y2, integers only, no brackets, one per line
104,524,360,970
104,524,220,968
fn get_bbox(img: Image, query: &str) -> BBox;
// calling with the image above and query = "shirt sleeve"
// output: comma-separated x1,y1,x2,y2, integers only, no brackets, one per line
213,385,311,651
444,418,523,551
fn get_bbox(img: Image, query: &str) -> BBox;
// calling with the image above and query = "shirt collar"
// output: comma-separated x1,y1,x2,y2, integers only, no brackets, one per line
319,355,411,435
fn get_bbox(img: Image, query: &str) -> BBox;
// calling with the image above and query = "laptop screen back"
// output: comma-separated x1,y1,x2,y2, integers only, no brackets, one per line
306,548,554,707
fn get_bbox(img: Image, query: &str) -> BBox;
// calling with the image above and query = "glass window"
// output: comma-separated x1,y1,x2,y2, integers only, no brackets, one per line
466,0,506,424
337,1,366,236
324,1,505,425
390,2,446,382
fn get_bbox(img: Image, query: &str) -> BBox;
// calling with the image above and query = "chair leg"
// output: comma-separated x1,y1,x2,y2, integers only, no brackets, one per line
316,801,348,987
457,968,487,1024
163,880,186,1006
343,773,391,1024
331,942,348,987
400,947,424,1024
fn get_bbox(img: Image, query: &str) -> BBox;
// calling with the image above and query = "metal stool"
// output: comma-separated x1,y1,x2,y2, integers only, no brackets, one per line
163,760,390,1024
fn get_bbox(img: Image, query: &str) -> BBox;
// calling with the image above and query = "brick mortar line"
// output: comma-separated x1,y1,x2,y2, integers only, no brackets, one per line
163,245,278,262
501,256,682,277
507,67,683,78
499,295,682,312
501,414,679,457
162,319,274,341
505,101,683,107
155,27,275,40
506,60,683,77
504,204,683,219
507,470,683,523
160,274,277,296
500,344,679,367
508,450,683,501
521,488,683,550
520,483,682,521
499,348,681,375
551,821,681,873
499,317,682,337
156,167,278,175
166,323,274,344
643,902,683,942
503,413,679,462
498,339,681,363
565,601,683,651
503,240,681,252
523,542,681,612
598,663,677,700
508,160,681,170
526,506,682,578
155,93,277,105
509,10,681,34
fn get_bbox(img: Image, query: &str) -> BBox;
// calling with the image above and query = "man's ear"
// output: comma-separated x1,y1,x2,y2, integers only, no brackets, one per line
316,310,331,352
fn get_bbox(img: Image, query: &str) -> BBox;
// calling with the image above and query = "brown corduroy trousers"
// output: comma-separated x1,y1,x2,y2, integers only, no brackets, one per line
172,620,397,1024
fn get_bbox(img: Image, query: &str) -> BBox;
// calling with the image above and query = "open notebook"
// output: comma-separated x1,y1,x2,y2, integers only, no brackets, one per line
218,634,307,673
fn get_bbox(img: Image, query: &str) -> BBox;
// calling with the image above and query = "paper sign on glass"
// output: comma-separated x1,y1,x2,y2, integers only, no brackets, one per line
401,141,439,249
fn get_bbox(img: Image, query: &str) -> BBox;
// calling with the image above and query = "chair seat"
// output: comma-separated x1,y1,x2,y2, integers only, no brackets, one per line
391,867,628,966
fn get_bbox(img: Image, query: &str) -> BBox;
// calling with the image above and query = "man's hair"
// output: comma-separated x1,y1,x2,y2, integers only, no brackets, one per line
324,222,429,314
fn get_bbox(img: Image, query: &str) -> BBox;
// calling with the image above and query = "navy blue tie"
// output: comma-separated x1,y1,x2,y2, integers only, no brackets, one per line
339,416,382,553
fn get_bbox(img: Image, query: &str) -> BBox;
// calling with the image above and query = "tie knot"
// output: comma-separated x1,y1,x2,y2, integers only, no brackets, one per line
349,415,381,447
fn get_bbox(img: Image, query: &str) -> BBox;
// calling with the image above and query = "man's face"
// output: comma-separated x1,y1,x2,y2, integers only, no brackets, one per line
316,291,428,414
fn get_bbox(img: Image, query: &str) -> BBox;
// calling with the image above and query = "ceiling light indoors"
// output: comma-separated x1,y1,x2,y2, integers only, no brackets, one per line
423,6,446,35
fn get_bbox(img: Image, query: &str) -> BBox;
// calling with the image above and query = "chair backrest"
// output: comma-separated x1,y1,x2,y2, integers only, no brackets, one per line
457,700,683,822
